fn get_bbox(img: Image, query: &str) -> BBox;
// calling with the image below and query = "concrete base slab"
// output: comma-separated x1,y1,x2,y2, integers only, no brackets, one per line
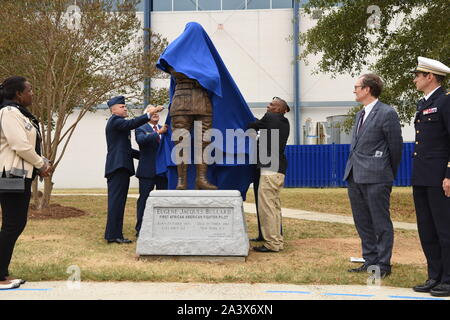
137,190,249,257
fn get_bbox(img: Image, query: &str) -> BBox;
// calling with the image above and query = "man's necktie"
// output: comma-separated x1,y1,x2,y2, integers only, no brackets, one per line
357,109,365,135
416,98,425,111
153,125,160,142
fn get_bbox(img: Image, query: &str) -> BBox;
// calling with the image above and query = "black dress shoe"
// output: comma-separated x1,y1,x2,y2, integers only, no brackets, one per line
413,279,440,293
430,283,450,297
347,264,370,273
253,246,278,253
107,238,133,244
250,237,265,242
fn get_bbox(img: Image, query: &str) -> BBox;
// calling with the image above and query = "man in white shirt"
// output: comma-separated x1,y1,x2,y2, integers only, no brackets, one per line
343,74,403,278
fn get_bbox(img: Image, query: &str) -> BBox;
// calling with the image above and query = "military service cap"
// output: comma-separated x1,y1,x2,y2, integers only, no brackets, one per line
413,57,450,76
107,96,125,108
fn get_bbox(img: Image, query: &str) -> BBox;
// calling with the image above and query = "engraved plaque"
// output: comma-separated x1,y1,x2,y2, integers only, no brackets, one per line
153,207,234,239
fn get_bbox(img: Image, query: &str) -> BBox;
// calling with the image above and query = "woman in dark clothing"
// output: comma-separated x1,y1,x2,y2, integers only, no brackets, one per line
0,76,51,290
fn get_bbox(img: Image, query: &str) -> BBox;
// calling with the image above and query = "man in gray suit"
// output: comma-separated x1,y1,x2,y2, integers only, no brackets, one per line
343,73,403,278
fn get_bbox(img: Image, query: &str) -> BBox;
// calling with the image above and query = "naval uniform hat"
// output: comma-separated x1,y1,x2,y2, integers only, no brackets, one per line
107,96,126,108
412,57,450,76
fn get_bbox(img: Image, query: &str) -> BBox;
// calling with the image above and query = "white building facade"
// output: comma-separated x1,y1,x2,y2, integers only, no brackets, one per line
52,1,415,188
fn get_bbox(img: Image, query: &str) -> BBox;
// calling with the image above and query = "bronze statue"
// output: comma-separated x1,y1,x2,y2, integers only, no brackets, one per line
169,66,218,190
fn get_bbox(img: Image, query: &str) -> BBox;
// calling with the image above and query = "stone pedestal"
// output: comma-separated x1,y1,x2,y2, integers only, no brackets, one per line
136,190,249,258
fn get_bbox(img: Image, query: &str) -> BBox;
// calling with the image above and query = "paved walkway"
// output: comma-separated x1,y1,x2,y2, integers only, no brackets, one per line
1,282,447,300
243,202,418,230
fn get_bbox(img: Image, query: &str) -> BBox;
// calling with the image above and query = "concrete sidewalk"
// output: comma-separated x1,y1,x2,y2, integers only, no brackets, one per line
243,202,418,230
0,281,447,300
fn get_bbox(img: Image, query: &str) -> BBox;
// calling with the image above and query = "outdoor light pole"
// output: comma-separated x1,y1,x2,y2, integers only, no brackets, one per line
293,0,301,145
144,0,152,107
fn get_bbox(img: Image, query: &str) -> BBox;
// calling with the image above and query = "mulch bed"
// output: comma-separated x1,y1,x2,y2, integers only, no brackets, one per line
28,204,89,220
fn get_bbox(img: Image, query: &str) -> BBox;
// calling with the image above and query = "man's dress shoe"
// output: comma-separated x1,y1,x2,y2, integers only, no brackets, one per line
249,237,264,242
347,264,370,273
107,238,133,244
253,246,278,253
413,279,439,293
430,283,450,297
348,264,391,278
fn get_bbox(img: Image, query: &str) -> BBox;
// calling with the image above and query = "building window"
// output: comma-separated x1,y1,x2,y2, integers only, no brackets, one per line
223,0,246,10
247,0,270,9
173,0,197,11
135,0,145,11
198,0,221,10
152,0,173,11
272,0,293,8
148,0,297,12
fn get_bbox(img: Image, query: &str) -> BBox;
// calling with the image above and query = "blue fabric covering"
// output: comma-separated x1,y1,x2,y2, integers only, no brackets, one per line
155,22,257,199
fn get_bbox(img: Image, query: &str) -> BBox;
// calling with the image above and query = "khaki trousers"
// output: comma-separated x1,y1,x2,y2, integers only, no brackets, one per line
258,173,285,251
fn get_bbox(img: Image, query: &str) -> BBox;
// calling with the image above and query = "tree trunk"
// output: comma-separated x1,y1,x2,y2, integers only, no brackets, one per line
42,175,54,209
31,178,40,210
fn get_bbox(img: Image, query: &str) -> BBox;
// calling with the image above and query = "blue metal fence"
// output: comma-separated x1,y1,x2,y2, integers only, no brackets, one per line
284,143,414,187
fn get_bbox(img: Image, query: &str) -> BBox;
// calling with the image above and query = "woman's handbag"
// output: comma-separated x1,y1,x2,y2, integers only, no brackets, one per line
0,175,25,193
0,109,25,193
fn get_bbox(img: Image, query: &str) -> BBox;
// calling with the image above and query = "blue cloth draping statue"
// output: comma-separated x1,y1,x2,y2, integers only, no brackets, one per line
155,22,257,199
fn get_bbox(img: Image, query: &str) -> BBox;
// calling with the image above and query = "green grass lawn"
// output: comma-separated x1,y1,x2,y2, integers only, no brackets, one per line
5,194,427,288
53,186,417,223
245,187,417,223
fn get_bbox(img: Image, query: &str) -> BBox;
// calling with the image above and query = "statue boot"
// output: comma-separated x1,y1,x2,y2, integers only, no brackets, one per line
195,164,218,190
176,164,188,190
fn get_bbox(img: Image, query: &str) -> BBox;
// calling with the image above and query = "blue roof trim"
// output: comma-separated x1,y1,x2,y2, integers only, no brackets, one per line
89,101,359,110
248,101,360,108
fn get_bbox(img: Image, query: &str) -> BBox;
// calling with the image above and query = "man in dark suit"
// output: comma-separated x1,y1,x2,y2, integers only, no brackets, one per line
247,97,290,253
135,108,168,237
410,57,450,297
344,74,403,278
104,96,163,244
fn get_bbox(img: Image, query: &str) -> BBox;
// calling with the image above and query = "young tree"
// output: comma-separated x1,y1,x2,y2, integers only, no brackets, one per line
0,0,168,209
299,0,450,127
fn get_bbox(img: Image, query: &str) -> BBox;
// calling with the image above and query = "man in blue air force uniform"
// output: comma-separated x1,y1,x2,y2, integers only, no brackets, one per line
104,96,163,244
410,57,450,297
